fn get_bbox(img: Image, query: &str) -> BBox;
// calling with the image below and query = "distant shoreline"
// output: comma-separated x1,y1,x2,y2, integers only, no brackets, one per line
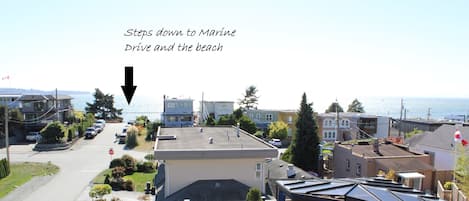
0,88,90,95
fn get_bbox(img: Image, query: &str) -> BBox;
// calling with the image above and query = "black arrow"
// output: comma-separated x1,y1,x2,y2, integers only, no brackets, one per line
121,66,137,104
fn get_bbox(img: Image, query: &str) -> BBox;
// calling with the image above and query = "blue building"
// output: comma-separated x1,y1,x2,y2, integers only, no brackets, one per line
162,98,194,127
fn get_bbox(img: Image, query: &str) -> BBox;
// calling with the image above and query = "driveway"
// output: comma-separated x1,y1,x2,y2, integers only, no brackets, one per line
0,123,150,201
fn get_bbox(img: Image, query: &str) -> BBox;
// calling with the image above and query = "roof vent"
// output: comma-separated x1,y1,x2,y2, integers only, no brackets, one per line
287,164,296,178
236,122,240,138
373,138,380,154
209,137,213,144
200,128,203,133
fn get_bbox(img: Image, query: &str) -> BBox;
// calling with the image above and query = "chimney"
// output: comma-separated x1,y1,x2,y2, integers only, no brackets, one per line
373,138,380,154
287,164,296,178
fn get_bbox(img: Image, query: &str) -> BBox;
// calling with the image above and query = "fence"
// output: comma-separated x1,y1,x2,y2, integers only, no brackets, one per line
437,180,468,201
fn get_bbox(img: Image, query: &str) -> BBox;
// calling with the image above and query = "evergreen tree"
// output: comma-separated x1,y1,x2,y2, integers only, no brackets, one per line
325,102,344,113
239,115,257,134
347,98,365,113
85,88,123,120
238,85,259,111
285,93,320,172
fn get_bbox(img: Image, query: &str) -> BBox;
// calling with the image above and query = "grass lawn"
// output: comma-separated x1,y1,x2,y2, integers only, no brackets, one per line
93,168,157,192
92,168,113,184
0,162,59,199
124,171,157,192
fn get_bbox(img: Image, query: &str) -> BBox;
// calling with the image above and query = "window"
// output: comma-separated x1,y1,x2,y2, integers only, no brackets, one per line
256,163,262,179
341,119,350,128
356,163,361,176
167,103,176,108
266,114,273,121
323,131,336,139
288,116,293,123
346,159,350,171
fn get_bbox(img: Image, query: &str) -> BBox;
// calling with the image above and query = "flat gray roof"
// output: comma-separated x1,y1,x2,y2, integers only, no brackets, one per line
154,126,278,159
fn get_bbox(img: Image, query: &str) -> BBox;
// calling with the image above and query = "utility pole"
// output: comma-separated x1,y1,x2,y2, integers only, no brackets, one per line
4,107,9,164
404,108,408,120
55,88,59,122
200,92,204,126
398,98,403,137
335,99,340,141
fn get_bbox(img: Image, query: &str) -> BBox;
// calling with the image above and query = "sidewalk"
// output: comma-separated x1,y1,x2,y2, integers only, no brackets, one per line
76,185,156,201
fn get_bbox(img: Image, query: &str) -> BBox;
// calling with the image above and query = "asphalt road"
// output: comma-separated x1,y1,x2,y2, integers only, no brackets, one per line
0,123,149,201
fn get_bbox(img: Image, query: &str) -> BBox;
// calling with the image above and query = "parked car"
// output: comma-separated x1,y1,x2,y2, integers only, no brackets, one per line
94,123,104,133
85,127,97,139
268,139,282,147
96,119,106,127
26,131,41,142
116,128,128,144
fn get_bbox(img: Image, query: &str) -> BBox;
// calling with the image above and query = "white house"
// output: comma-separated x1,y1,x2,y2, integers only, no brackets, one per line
317,112,390,142
154,126,278,200
406,124,469,183
199,101,234,121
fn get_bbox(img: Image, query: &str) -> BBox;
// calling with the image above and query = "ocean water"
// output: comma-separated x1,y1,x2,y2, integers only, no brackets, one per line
71,93,469,122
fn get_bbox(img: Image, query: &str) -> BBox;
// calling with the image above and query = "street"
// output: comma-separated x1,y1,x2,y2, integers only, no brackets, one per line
0,123,149,201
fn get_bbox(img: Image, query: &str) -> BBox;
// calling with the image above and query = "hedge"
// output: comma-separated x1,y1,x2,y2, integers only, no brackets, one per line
0,158,10,179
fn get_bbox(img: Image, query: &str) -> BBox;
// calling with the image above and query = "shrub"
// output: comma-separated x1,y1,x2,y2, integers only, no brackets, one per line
126,126,139,148
144,154,154,161
77,124,84,137
40,121,66,144
121,154,137,174
124,179,135,191
137,161,155,173
111,197,122,201
246,187,262,201
444,181,453,190
254,131,263,139
104,174,110,184
112,166,126,180
67,129,73,142
0,158,10,179
89,184,112,200
109,158,125,168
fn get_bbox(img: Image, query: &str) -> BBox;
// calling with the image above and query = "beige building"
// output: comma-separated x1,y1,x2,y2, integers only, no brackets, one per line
317,112,390,142
154,126,278,200
333,141,434,192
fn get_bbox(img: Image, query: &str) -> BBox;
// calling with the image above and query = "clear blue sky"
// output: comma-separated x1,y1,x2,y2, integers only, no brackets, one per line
1,0,468,109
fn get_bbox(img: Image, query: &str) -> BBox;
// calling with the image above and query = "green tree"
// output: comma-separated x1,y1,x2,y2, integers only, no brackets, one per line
85,88,123,120
347,98,365,113
89,184,112,201
285,93,320,172
268,121,288,140
217,109,257,134
455,144,469,194
217,115,236,126
239,115,257,134
325,102,344,113
205,116,216,126
238,85,259,111
246,187,262,201
40,121,66,144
